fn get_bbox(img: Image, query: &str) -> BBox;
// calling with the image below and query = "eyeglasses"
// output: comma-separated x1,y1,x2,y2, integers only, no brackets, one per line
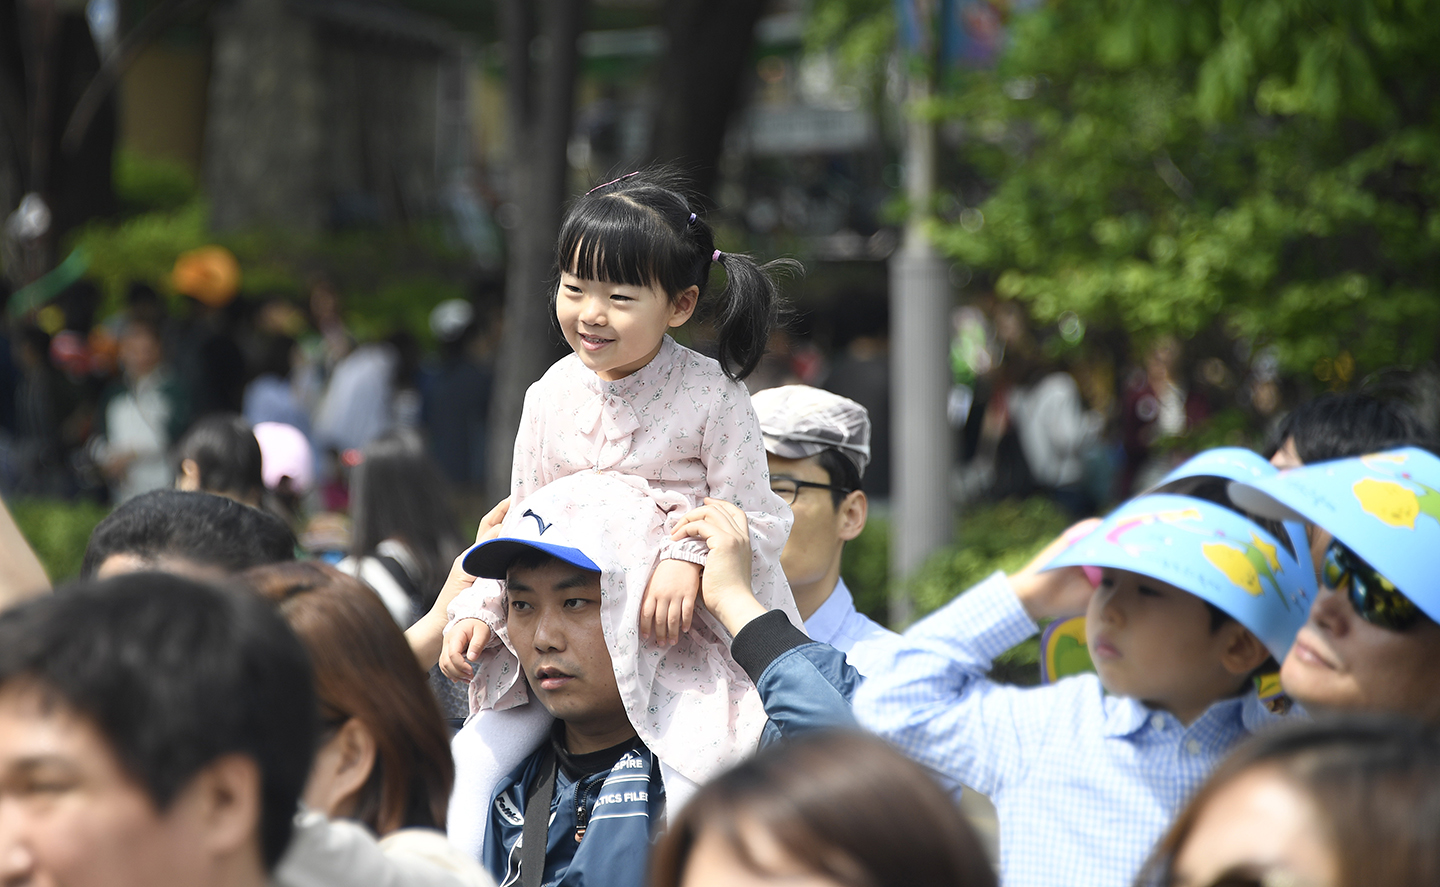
769,477,854,506
1322,540,1421,631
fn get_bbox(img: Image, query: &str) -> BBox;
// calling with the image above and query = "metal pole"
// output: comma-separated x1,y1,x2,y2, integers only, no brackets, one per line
888,74,953,628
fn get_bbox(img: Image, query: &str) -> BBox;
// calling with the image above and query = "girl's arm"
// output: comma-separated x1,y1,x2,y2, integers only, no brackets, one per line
695,377,790,521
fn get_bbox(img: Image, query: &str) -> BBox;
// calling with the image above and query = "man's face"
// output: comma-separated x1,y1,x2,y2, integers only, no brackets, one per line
0,688,207,886
506,560,634,753
1086,569,1245,722
1281,581,1440,720
767,455,862,600
94,553,228,582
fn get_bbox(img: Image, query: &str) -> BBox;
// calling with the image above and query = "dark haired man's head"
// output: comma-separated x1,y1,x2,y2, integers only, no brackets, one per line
0,573,316,884
82,490,295,579
175,414,265,506
1269,393,1432,469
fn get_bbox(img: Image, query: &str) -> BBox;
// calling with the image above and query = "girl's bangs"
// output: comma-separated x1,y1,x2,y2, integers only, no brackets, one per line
557,199,672,288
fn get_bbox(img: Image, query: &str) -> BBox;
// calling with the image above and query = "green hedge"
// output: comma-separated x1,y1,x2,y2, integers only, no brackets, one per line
841,496,1074,685
10,499,110,583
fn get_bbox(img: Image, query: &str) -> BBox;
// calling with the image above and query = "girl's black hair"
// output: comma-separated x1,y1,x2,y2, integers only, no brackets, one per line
555,168,797,381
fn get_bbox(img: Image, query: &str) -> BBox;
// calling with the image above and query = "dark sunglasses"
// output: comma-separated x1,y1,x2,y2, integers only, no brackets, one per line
1322,541,1422,631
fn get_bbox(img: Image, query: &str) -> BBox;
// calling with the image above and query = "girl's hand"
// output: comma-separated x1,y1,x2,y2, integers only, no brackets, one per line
639,559,703,646
440,618,493,681
671,499,767,636
1010,518,1103,622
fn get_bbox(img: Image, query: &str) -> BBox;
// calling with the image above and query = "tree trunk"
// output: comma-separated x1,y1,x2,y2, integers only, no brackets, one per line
485,0,585,501
0,0,115,283
647,0,768,202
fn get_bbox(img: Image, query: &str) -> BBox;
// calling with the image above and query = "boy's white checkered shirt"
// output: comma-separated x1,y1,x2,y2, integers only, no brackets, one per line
854,572,1288,887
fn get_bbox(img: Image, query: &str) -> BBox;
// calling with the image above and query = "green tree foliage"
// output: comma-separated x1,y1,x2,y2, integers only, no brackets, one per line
929,0,1440,376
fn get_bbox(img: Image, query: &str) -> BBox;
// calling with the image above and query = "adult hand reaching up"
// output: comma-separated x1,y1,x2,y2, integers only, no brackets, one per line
670,498,768,636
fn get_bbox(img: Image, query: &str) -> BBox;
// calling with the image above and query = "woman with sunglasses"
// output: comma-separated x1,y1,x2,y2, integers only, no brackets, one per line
1139,715,1440,887
1230,446,1440,721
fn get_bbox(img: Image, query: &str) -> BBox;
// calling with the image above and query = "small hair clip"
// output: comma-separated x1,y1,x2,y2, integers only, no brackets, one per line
688,213,697,225
585,170,641,195
712,249,723,262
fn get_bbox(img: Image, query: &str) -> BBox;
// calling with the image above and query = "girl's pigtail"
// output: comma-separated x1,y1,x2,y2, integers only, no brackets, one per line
708,252,801,381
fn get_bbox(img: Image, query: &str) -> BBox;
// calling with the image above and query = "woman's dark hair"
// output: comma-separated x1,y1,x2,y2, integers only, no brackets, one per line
242,561,454,835
556,168,798,380
1140,715,1440,887
175,414,265,502
348,429,462,610
649,730,996,887
1267,392,1432,463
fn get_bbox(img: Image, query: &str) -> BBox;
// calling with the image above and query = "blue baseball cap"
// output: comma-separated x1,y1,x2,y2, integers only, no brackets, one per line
1150,447,1318,604
462,484,609,579
1046,493,1313,659
1228,447,1440,622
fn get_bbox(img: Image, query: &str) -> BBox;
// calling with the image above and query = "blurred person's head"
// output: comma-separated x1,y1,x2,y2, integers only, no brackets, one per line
82,489,296,579
0,572,316,885
1267,392,1430,470
126,281,165,326
1142,715,1440,887
1144,334,1181,386
118,318,163,382
241,561,453,835
253,333,298,380
349,430,462,605
1230,448,1440,721
174,415,265,506
649,730,996,887
751,385,870,619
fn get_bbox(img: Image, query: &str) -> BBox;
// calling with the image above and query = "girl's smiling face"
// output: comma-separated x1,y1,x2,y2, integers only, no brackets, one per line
556,271,697,381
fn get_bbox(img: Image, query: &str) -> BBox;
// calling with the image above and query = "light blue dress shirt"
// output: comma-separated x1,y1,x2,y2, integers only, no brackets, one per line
854,572,1285,887
802,578,898,679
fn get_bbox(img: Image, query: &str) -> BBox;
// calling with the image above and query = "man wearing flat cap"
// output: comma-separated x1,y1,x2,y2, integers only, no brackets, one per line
752,385,897,677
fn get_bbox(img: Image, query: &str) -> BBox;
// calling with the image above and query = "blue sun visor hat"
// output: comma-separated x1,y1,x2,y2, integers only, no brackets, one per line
1149,447,1318,605
1227,447,1440,623
1045,493,1313,659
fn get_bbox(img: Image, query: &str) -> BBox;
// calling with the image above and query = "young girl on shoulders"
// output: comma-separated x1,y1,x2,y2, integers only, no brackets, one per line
441,169,802,712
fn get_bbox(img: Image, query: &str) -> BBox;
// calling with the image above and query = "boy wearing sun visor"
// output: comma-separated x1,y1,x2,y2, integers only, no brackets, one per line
855,467,1313,887
1229,446,1440,722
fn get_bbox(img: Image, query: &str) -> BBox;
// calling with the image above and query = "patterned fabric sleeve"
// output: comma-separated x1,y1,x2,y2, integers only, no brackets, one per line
661,373,800,624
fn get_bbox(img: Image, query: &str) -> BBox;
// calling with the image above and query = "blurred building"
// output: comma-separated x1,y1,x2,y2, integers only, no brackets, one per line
119,0,468,233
